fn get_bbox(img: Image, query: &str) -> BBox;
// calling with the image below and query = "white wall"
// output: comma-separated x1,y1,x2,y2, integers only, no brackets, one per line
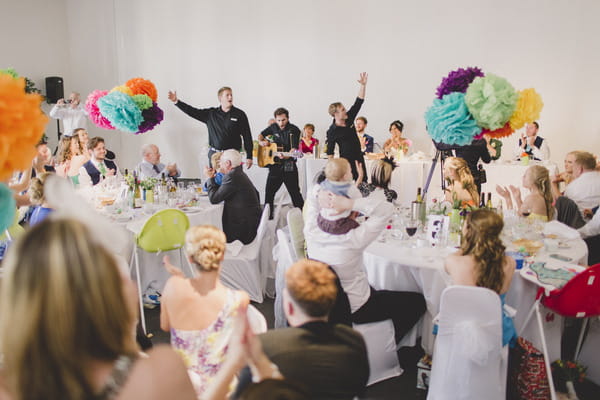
6,0,600,175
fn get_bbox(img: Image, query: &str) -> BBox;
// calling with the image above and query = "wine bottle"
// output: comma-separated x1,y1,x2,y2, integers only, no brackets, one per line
486,193,493,209
416,187,423,203
133,172,142,208
479,192,486,209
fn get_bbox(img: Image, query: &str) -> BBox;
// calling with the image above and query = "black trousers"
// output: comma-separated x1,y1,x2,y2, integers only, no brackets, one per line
265,164,304,217
352,287,426,344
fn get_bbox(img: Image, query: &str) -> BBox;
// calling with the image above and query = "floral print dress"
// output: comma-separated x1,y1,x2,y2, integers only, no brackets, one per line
170,289,243,398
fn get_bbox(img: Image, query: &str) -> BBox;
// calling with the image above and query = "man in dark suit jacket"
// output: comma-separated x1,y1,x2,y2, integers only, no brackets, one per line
205,149,262,244
79,136,120,186
235,259,369,399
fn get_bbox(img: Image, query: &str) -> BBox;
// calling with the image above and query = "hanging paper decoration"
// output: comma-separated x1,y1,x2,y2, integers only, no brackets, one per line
0,183,16,232
0,70,48,181
86,77,163,134
425,67,543,146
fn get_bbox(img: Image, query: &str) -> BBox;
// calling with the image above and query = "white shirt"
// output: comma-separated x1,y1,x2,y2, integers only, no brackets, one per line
49,104,88,136
304,185,393,312
579,209,600,239
78,158,121,187
513,135,550,161
564,171,600,213
136,160,181,180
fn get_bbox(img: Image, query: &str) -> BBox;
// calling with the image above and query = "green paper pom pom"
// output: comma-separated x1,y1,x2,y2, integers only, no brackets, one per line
132,94,153,110
465,74,518,131
0,68,19,79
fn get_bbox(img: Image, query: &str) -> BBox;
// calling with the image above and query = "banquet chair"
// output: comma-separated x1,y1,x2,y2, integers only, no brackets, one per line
428,286,505,400
129,209,190,334
247,304,268,334
286,207,306,260
220,205,270,303
353,319,403,386
274,228,296,328
521,263,600,400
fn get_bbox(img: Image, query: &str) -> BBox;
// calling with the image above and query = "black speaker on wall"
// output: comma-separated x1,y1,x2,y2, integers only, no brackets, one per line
45,76,64,104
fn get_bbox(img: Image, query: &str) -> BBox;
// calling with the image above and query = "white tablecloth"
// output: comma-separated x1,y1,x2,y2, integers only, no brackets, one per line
363,232,587,360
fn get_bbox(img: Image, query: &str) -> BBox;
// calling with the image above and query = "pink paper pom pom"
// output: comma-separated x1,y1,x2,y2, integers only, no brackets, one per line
85,90,115,130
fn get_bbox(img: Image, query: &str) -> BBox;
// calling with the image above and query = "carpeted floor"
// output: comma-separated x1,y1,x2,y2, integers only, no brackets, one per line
144,297,599,399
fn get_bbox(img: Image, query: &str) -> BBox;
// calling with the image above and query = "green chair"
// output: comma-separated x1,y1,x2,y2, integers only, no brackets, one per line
129,208,190,334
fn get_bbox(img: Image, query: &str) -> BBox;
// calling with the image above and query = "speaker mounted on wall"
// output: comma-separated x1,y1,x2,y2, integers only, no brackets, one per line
45,76,64,104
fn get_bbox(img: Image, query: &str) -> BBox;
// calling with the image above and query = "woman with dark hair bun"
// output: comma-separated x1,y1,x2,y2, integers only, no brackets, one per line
383,120,411,156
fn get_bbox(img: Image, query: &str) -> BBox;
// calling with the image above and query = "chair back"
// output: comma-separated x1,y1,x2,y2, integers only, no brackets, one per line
428,286,504,400
274,228,296,328
136,209,190,253
247,304,268,334
286,208,305,260
542,263,600,317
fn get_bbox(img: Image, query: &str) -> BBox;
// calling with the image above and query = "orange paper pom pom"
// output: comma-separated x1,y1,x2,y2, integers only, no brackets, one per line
0,75,48,181
481,122,514,139
125,78,157,102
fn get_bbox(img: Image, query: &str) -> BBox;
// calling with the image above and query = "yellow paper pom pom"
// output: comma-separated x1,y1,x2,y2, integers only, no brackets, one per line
0,75,48,181
509,88,544,130
110,85,133,96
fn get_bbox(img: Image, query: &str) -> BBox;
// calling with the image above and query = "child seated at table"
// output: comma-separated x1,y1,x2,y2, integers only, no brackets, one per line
317,158,362,235
444,209,517,347
496,165,554,221
203,152,224,192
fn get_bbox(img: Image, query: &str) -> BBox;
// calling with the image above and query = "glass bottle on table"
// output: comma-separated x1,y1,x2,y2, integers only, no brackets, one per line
133,172,142,209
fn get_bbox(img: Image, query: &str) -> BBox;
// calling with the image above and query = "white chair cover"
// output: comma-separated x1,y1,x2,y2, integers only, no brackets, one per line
353,319,403,386
273,228,296,328
220,205,270,302
247,304,268,334
428,286,505,400
286,208,305,260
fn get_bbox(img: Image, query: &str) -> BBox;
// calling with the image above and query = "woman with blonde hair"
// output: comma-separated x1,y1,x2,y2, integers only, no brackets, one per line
0,218,196,399
55,135,89,185
444,209,517,346
27,171,54,226
358,157,398,202
161,225,250,397
496,165,554,221
443,156,479,206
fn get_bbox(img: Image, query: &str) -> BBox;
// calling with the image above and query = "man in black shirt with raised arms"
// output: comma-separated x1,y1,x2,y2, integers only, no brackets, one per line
168,87,254,168
326,72,368,181
258,107,304,219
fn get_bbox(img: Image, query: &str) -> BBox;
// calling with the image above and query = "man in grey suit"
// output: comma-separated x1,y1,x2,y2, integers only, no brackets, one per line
235,259,369,399
204,149,262,244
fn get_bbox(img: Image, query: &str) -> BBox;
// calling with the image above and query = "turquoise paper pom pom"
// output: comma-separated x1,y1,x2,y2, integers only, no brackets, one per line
0,183,16,232
132,94,153,111
425,92,481,146
465,74,518,130
97,91,143,133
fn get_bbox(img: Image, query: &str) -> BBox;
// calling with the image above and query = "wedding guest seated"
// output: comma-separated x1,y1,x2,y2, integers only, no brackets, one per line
514,121,550,161
358,157,398,203
383,120,411,156
445,209,517,347
0,218,196,399
496,165,554,221
443,156,479,206
299,123,319,154
317,158,363,235
551,151,578,198
137,144,180,180
355,116,374,153
27,172,54,226
204,149,262,244
203,151,224,191
78,136,121,187
74,128,116,161
577,204,600,265
55,135,88,185
555,151,600,228
235,259,369,399
161,225,250,397
32,138,55,176
305,178,426,347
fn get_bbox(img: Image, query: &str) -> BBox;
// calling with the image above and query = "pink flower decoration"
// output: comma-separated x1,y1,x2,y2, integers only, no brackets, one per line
85,90,115,130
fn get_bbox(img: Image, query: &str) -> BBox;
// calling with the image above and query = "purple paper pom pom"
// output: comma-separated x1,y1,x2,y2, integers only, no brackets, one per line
436,67,484,99
136,102,164,134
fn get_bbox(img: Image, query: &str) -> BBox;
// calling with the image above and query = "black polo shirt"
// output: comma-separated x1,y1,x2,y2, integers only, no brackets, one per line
175,100,253,159
260,122,301,152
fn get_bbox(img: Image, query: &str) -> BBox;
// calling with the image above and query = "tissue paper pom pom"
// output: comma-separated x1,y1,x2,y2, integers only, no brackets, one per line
97,91,143,133
110,85,133,96
85,90,115,130
132,94,153,110
481,122,514,139
425,92,482,146
137,102,164,133
126,78,158,102
0,183,16,232
0,75,48,181
465,74,518,130
0,68,18,79
509,88,543,130
436,67,484,99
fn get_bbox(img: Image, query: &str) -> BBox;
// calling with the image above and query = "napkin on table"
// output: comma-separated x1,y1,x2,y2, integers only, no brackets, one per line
543,220,580,240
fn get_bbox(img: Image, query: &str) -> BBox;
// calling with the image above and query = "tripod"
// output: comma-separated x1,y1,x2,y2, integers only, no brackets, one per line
422,149,453,199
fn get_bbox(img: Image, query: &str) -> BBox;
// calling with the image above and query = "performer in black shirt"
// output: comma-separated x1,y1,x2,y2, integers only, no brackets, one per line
168,87,254,168
326,72,368,181
258,108,304,219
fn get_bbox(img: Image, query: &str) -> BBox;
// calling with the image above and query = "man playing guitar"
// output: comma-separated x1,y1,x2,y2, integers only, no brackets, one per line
258,107,304,219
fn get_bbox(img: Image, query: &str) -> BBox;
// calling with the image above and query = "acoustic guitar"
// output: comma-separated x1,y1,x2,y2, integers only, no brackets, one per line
257,142,304,167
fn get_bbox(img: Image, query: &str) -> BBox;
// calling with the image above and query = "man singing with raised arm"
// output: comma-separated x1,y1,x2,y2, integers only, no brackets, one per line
326,72,368,181
168,87,254,168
